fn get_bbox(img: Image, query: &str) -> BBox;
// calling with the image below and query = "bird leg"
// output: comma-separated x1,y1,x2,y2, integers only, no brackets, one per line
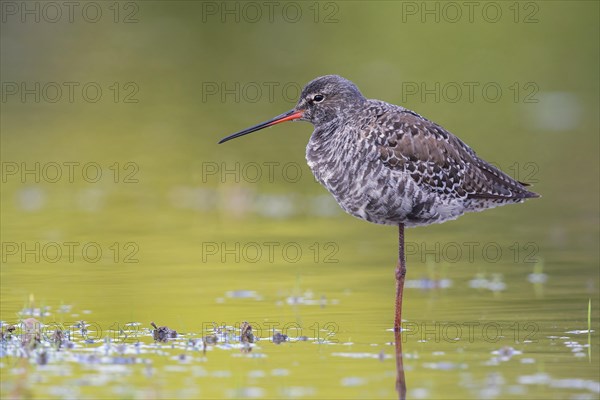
394,223,407,399
394,223,406,331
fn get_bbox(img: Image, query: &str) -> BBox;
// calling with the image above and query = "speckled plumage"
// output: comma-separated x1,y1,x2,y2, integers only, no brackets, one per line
219,75,540,356
298,75,539,227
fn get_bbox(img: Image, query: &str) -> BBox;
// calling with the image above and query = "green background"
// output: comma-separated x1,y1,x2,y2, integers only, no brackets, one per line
1,1,598,399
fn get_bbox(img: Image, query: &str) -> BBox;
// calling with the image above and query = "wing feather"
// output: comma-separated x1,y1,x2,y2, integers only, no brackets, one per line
361,101,539,200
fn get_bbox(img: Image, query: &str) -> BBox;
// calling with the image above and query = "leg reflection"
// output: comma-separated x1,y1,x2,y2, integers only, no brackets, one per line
395,327,407,400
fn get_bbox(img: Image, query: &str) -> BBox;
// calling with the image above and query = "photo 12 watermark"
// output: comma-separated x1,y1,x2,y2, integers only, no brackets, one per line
1,162,140,184
401,81,539,104
1,1,140,23
405,241,539,264
1,241,140,264
201,161,305,184
1,82,140,104
202,321,339,343
401,320,539,343
488,161,540,184
201,81,301,104
199,1,340,24
201,241,339,264
399,1,540,24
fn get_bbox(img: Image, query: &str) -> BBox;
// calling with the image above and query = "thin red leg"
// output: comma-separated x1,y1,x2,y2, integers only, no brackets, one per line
394,223,407,399
394,223,406,331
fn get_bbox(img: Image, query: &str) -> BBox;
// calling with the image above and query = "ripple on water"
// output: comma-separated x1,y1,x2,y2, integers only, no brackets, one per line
341,376,367,387
518,373,600,395
331,352,392,360
226,387,265,398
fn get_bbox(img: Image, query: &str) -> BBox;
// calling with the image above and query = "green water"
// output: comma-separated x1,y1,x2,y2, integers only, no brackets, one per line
1,1,599,399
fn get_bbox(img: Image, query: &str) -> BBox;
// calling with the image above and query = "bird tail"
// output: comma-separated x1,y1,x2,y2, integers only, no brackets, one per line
469,158,541,200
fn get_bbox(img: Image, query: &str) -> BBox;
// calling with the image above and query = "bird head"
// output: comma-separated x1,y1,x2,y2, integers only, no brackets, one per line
218,75,366,144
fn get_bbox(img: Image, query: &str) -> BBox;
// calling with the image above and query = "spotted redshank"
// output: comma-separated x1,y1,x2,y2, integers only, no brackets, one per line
218,74,539,334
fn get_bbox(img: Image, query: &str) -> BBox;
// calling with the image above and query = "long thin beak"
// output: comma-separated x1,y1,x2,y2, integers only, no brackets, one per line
218,109,304,144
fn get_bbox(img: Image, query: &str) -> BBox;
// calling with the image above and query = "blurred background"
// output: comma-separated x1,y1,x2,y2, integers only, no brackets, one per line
1,1,598,399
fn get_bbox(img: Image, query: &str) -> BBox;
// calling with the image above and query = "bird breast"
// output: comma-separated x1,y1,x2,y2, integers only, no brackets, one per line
305,124,471,227
306,126,417,225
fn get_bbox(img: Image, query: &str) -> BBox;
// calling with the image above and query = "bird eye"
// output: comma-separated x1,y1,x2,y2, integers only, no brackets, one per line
313,94,325,103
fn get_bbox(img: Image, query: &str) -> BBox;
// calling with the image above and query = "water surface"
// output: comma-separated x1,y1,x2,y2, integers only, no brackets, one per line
1,1,599,398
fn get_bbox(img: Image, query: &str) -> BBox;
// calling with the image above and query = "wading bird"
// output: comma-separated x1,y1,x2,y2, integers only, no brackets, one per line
218,74,538,359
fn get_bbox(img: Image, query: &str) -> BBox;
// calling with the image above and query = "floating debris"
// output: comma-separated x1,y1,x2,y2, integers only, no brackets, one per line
73,321,88,336
240,322,254,344
332,352,393,360
491,346,523,362
241,342,252,354
1,324,16,341
405,278,453,290
225,290,263,301
565,329,594,334
150,322,178,343
19,295,51,317
239,322,255,353
272,332,288,344
204,335,218,345
468,273,506,292
21,318,42,349
37,350,49,366
51,329,65,349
